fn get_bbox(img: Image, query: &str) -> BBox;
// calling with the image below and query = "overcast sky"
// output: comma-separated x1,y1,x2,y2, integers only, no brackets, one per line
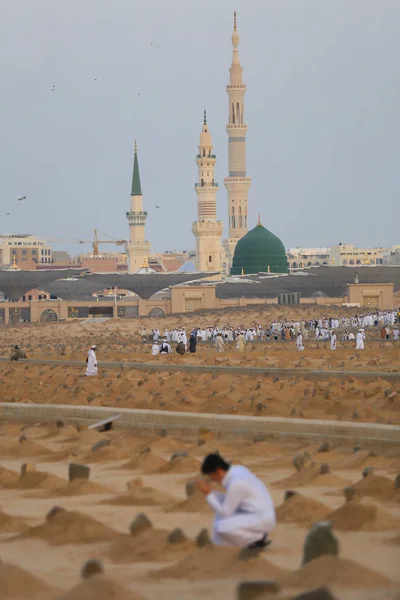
1,0,399,255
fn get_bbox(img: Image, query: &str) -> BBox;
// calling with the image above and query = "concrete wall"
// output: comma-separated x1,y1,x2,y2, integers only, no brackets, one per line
347,283,394,309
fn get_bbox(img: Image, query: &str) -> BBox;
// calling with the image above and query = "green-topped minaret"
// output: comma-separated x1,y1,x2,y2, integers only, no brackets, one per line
126,141,151,273
131,141,142,196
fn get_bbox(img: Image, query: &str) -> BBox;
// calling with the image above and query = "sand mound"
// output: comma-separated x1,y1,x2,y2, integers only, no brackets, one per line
244,440,286,457
1,440,54,459
62,430,106,445
193,440,245,458
84,444,133,463
0,509,29,533
167,491,211,513
274,466,348,488
276,493,331,526
101,485,172,506
157,456,200,474
42,479,110,497
58,575,144,600
333,450,373,469
279,555,390,589
147,437,184,454
0,466,20,488
18,470,66,490
108,528,194,563
40,448,79,462
327,501,400,531
0,561,56,599
118,451,168,472
17,509,118,545
152,546,287,581
387,534,400,545
351,474,396,499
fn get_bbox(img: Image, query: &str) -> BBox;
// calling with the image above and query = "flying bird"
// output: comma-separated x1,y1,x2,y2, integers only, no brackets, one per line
156,204,160,208
17,196,26,201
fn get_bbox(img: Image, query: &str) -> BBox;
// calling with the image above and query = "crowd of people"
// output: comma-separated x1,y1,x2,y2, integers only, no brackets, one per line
143,308,399,355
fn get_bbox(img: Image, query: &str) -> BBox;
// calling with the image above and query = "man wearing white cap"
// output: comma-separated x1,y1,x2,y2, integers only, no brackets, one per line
86,345,98,376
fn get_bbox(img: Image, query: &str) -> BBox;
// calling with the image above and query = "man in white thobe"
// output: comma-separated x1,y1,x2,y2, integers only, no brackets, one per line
330,331,337,350
296,332,304,351
85,345,98,376
356,329,365,350
151,342,160,356
195,454,275,549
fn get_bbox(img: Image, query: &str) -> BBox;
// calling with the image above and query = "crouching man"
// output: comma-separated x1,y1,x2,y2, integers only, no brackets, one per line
195,453,275,549
10,345,27,361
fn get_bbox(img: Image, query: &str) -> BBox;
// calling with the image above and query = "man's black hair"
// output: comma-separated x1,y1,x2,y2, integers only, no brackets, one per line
201,453,230,474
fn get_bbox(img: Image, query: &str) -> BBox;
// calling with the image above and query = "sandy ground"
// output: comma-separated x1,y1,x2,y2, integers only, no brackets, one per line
0,312,399,423
0,421,399,600
0,308,399,598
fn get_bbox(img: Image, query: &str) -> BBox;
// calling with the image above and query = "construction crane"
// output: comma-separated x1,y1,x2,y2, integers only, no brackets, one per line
92,229,126,257
48,229,127,257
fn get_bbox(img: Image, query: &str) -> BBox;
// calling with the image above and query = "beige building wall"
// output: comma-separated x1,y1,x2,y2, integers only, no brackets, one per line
346,283,394,309
0,234,52,269
329,244,387,266
1,282,396,324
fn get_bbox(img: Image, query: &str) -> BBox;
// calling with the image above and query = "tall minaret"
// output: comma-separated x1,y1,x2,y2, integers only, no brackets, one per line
192,111,224,272
125,142,151,273
223,11,252,272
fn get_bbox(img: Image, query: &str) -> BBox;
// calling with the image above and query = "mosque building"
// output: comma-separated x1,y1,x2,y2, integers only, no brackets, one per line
231,216,289,275
126,12,288,277
191,12,288,277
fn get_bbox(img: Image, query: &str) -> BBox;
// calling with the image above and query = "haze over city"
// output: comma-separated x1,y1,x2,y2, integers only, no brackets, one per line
1,0,399,254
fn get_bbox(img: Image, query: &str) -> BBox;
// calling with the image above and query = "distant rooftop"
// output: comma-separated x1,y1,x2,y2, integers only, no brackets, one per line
0,233,34,239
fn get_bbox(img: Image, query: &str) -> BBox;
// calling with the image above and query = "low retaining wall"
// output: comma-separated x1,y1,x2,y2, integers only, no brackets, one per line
1,357,399,381
0,403,398,444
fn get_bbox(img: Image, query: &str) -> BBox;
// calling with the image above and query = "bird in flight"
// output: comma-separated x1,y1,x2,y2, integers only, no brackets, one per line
17,196,26,201
156,204,160,208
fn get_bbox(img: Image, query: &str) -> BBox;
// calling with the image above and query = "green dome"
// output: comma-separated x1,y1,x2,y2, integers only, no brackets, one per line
231,222,288,275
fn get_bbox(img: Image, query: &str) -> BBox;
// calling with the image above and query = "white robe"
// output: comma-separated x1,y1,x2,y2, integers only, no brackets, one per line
356,332,364,350
296,334,304,351
85,349,98,376
330,334,337,350
151,344,160,356
207,465,276,548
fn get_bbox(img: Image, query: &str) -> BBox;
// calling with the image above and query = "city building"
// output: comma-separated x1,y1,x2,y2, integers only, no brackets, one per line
192,111,224,272
0,234,52,269
70,252,128,272
223,12,251,271
383,246,400,266
328,244,387,266
125,142,151,273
